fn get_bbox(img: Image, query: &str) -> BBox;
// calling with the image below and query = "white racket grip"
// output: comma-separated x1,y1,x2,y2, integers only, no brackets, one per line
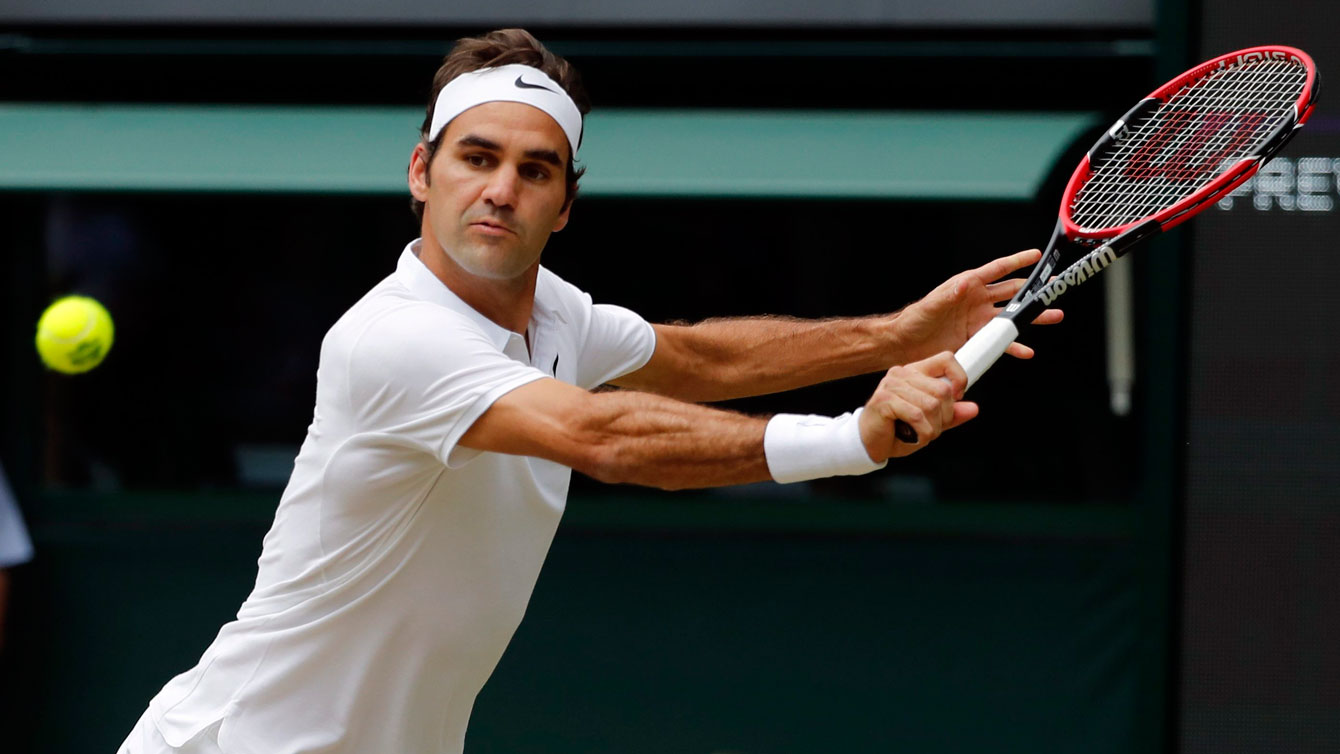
954,317,1019,390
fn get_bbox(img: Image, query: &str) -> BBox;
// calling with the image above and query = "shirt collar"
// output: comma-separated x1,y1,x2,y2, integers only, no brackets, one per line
394,239,567,344
530,271,567,325
394,239,514,351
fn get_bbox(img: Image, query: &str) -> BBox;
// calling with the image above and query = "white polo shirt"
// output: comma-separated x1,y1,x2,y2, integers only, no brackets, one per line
144,240,656,754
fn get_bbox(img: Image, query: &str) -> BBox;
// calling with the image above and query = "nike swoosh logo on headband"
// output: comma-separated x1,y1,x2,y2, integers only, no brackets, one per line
514,75,558,93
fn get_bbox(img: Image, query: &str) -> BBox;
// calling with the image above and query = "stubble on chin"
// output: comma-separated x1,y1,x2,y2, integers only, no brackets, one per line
447,237,537,281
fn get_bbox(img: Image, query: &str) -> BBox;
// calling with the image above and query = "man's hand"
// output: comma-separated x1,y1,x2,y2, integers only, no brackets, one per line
894,249,1064,363
859,351,977,461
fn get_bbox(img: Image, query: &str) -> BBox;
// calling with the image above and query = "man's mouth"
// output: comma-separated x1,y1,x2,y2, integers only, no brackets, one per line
470,218,514,235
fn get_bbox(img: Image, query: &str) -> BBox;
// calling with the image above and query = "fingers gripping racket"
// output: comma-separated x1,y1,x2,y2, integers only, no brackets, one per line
895,45,1318,443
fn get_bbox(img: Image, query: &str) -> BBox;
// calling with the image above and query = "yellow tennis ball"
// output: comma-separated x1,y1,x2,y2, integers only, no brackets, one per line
35,296,115,374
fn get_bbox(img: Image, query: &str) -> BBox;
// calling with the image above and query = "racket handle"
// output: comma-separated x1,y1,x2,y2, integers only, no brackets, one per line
955,317,1019,389
894,419,920,444
893,317,1019,444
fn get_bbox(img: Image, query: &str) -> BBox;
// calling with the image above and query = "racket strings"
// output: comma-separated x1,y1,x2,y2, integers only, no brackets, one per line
1075,60,1301,221
1070,58,1307,231
1074,60,1301,226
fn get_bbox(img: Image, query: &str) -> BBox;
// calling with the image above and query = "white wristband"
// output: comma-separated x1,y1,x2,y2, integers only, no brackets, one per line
763,408,887,484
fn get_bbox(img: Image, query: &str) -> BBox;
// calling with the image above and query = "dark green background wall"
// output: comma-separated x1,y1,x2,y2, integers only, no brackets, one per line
4,494,1151,754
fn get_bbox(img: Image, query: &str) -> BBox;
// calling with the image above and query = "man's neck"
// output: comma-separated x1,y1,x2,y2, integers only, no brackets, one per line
415,238,537,335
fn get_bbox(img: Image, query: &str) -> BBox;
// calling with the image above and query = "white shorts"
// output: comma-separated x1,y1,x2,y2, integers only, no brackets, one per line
118,709,225,754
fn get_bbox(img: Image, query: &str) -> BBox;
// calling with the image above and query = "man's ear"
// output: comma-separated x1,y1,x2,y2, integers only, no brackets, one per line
407,143,431,202
553,201,572,233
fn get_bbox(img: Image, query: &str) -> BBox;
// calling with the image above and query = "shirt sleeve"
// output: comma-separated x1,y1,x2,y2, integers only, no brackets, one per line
345,305,547,468
535,268,656,390
575,302,657,390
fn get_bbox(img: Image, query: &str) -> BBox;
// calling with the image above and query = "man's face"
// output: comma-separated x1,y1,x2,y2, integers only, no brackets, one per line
410,101,572,281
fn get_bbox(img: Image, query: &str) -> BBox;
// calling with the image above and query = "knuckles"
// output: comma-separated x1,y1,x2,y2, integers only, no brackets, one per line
929,379,954,399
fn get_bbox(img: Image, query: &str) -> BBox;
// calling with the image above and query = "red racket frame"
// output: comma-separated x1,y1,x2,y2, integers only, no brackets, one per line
1059,45,1318,240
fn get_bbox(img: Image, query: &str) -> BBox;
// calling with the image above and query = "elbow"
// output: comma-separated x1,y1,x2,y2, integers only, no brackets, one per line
575,440,683,491
676,358,734,403
552,396,633,485
573,438,631,486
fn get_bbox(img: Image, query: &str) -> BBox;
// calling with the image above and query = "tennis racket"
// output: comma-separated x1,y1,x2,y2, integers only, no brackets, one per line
896,44,1319,443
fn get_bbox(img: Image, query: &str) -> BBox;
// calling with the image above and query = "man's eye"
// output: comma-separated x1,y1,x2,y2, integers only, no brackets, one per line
523,166,550,181
466,154,489,167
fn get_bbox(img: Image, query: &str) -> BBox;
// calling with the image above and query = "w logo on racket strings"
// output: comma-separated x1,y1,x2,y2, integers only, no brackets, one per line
1123,109,1268,182
1036,246,1118,306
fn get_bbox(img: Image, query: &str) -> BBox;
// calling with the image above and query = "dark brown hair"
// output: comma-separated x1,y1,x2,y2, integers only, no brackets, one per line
411,28,590,222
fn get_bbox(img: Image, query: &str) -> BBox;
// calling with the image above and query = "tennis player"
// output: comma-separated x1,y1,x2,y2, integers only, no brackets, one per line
119,28,1059,754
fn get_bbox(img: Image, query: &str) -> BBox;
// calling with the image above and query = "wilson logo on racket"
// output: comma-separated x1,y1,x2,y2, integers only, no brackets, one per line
1232,50,1304,66
1035,246,1118,306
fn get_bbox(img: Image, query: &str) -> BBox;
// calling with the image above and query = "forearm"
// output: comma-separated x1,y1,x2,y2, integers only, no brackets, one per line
567,390,772,490
574,390,889,489
461,378,776,489
647,315,904,401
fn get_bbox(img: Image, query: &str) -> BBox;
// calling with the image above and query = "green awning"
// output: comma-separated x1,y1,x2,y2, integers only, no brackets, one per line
0,104,1096,199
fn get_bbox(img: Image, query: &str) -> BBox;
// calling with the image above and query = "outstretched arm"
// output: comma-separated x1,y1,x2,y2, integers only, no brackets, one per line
612,249,1062,402
612,314,899,403
460,353,974,490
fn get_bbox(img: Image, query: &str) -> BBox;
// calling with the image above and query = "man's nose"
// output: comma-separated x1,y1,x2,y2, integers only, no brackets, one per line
481,165,519,209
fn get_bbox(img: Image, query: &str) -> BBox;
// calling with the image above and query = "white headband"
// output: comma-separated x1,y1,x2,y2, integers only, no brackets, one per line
428,64,583,157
